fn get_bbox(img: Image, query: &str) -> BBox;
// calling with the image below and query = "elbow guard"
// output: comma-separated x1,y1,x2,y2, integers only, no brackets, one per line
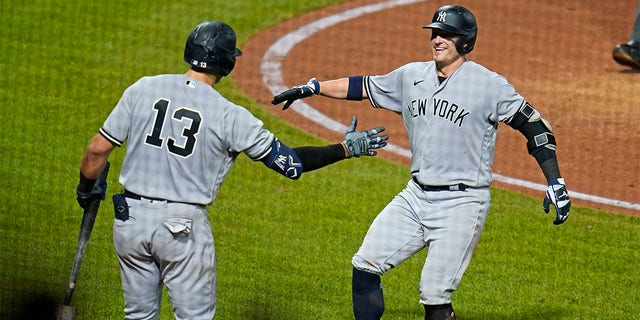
508,101,556,156
260,139,303,180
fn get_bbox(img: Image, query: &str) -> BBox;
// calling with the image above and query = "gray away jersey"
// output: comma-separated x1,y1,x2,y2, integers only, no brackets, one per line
100,74,274,204
365,60,524,187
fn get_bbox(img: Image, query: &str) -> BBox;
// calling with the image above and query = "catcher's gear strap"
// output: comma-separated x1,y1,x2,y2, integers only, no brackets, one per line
508,101,557,155
260,139,303,180
346,76,364,101
293,144,346,172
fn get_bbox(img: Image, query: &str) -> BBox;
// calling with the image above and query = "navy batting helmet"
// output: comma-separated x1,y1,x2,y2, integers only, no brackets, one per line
184,21,243,77
423,5,477,55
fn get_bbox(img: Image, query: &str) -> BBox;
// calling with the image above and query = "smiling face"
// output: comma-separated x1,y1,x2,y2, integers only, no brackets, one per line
430,29,464,67
428,28,467,77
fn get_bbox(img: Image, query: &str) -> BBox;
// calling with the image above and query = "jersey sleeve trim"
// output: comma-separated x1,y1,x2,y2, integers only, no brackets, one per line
99,128,123,147
363,76,382,108
253,140,274,161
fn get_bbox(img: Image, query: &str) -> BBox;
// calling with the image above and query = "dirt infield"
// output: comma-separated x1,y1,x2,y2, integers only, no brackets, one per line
235,0,640,215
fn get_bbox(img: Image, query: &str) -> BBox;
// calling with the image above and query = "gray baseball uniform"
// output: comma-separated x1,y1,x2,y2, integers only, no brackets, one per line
77,20,389,320
352,60,523,305
101,74,274,204
271,5,569,319
100,74,274,319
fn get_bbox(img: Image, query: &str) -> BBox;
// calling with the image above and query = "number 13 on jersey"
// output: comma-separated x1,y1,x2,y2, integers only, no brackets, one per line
145,98,202,158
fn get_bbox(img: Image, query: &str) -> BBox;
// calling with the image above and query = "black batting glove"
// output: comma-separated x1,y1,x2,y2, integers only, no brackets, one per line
342,116,388,157
76,173,107,210
271,78,320,110
543,177,571,225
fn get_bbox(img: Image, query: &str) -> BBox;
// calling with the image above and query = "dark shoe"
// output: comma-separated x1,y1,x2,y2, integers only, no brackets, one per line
425,310,455,320
613,41,640,69
424,304,456,320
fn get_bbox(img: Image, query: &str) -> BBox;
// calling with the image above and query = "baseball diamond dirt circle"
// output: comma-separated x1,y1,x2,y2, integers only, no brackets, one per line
234,0,640,215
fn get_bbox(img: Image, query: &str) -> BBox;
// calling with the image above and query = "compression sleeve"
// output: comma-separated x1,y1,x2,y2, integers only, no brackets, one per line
533,148,561,183
259,140,347,179
293,144,347,172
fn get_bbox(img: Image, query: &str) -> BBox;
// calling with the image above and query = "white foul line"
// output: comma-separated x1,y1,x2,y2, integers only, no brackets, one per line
259,0,640,212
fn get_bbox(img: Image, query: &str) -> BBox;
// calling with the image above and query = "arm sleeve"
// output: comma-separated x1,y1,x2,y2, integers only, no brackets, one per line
533,149,561,183
294,144,347,172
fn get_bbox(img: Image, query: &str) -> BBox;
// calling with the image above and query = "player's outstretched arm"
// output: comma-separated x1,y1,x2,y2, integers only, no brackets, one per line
272,77,365,110
259,116,388,179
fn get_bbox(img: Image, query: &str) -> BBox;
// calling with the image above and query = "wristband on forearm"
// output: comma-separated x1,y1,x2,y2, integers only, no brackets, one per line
77,172,97,193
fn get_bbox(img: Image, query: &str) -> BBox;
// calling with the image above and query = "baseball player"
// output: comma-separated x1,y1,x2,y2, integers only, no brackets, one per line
75,20,388,320
271,5,571,320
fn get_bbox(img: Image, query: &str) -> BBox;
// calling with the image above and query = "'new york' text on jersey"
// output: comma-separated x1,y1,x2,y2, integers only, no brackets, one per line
364,60,523,187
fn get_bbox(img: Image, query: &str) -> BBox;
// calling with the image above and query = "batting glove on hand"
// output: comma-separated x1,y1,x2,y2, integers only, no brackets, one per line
271,78,320,110
342,116,388,157
543,178,571,225
76,180,107,210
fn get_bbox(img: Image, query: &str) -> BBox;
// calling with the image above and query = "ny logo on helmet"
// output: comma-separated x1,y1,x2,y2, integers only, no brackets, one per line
437,11,447,22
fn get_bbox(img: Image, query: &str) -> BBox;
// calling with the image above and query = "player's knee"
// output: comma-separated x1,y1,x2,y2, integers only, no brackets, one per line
351,255,386,275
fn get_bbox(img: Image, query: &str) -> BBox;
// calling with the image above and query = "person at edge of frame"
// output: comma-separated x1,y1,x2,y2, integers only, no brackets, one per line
271,4,571,320
75,20,389,320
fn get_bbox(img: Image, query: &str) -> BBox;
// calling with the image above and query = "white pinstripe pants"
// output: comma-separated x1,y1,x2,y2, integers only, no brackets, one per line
113,198,216,320
352,179,490,305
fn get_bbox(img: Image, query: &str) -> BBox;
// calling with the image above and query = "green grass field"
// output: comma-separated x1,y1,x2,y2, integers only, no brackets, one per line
1,0,639,319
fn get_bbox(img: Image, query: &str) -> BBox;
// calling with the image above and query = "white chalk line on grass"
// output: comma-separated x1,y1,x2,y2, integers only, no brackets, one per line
259,0,640,212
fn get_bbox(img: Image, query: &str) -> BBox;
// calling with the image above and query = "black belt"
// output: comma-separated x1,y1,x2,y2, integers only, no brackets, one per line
412,177,468,191
123,190,179,203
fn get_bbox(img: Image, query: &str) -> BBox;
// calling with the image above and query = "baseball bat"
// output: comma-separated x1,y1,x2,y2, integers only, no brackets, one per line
58,162,111,319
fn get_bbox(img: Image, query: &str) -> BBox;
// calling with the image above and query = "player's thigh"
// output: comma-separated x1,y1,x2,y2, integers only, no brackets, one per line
113,202,164,319
156,204,217,319
352,189,425,274
419,188,490,303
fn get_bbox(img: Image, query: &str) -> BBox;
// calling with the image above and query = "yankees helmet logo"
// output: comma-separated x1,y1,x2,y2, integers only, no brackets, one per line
437,11,447,22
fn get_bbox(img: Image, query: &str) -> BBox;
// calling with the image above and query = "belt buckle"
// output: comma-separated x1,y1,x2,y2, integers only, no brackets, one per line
448,184,467,191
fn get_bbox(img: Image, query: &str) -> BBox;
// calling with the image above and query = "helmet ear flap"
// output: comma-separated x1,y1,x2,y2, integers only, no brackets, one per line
456,30,476,55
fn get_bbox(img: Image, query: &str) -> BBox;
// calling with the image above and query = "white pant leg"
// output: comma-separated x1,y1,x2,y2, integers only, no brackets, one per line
113,199,165,320
352,180,427,274
113,199,216,320
154,203,216,320
418,187,490,305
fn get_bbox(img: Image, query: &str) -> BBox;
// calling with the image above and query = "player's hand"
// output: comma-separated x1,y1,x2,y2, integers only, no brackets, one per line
271,78,320,110
342,116,388,157
543,178,571,225
76,180,107,210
